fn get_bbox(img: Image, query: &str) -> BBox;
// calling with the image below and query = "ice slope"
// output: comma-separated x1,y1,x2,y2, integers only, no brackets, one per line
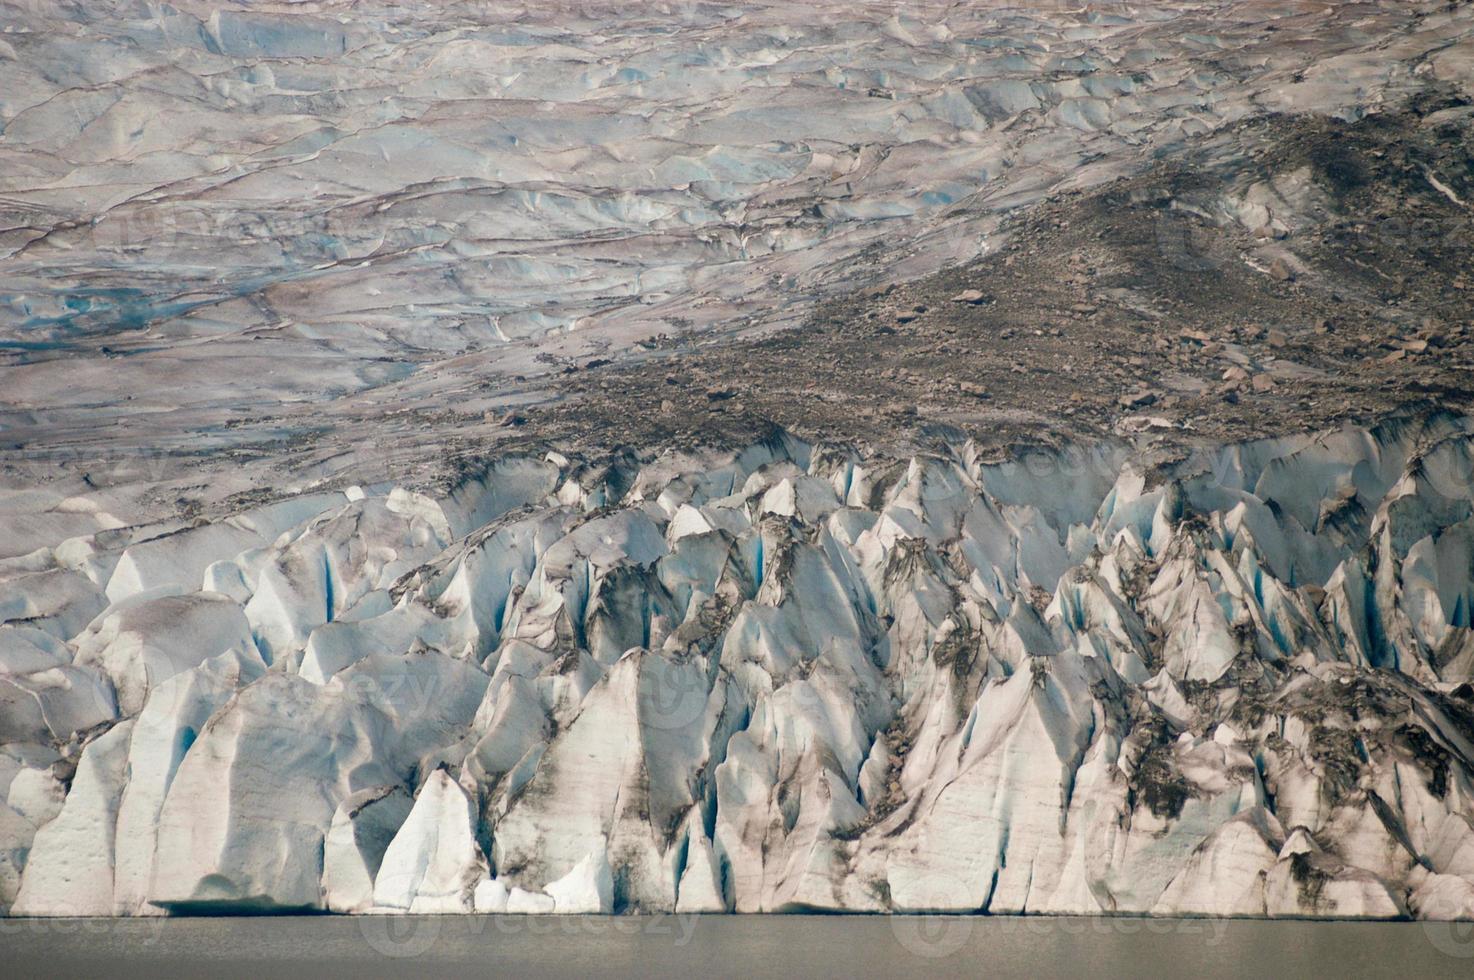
2,0,1471,523
4,414,1474,917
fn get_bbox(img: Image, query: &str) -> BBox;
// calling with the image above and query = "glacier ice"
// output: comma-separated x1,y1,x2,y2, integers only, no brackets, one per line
0,8,1472,921
372,770,487,914
0,0,1469,502
1,415,1472,920
322,785,413,915
11,719,133,916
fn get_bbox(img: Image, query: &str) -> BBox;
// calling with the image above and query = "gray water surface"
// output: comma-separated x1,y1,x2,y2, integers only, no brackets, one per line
3,915,1473,979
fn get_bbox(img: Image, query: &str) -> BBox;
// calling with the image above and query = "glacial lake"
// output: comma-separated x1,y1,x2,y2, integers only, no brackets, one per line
3,915,1472,979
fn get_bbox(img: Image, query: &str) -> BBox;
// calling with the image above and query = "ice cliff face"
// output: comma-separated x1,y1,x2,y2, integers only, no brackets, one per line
4,414,1474,918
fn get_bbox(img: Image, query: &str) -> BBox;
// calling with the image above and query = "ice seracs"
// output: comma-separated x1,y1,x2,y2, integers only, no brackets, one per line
372,770,486,913
146,673,397,912
4,416,1474,919
1152,808,1285,916
110,650,265,915
73,592,258,715
11,720,133,916
322,785,413,914
544,846,615,914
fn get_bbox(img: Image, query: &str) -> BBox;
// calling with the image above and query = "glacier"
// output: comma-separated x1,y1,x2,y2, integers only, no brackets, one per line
2,0,1472,526
3,414,1474,918
2,0,1474,925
